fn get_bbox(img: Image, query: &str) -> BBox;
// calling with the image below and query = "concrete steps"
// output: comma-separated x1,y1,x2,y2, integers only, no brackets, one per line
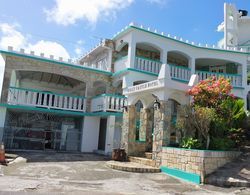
144,152,152,159
205,151,250,187
106,161,160,173
128,156,156,167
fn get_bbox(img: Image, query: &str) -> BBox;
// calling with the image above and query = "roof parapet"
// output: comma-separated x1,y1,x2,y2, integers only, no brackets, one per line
112,22,248,53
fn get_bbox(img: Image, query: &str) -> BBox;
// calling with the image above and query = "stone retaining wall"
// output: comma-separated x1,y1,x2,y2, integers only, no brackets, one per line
161,147,241,183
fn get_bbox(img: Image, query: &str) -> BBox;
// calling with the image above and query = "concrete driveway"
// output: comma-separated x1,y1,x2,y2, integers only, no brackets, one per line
0,152,249,194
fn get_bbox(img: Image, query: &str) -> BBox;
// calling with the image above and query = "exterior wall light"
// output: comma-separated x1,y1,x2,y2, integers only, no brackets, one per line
153,99,160,110
122,105,128,112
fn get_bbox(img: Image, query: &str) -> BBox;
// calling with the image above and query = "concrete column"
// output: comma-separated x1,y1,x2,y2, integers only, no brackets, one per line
189,57,196,75
127,39,136,68
0,107,7,142
139,108,154,151
121,105,136,155
105,115,116,155
81,116,100,152
160,50,168,64
152,100,172,167
0,54,6,102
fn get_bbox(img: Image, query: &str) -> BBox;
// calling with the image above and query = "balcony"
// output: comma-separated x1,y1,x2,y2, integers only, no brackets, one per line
135,56,162,74
169,65,191,82
169,65,243,87
195,70,242,88
91,94,127,112
8,87,86,112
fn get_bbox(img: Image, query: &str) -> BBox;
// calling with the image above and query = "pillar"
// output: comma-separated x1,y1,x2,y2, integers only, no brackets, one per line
189,57,196,75
152,100,172,167
139,108,154,151
81,116,100,152
105,115,116,155
121,105,136,155
0,107,7,142
127,39,136,68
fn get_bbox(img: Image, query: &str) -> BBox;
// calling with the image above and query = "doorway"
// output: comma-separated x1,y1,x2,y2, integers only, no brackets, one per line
98,118,107,150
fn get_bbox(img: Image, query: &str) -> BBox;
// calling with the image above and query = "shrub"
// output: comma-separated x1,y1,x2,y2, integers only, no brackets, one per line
210,137,235,151
181,137,202,149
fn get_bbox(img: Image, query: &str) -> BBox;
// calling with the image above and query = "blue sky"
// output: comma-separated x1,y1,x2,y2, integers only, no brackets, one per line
0,0,249,59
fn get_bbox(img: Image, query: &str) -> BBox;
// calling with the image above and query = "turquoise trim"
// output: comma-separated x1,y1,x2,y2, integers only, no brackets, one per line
0,103,123,117
195,70,242,77
169,64,191,70
135,56,162,63
161,166,201,184
112,68,158,77
114,55,128,62
0,50,112,76
112,26,250,55
163,146,238,153
171,78,189,83
92,93,126,99
112,68,129,77
233,86,245,89
9,86,85,99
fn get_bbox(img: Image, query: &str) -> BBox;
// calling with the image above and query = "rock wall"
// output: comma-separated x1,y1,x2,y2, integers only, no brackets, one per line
162,147,241,183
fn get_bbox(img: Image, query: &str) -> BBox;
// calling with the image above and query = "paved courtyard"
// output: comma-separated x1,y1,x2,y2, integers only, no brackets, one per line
0,152,249,194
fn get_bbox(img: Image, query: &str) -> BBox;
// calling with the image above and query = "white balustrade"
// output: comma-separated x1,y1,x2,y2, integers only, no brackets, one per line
126,79,164,94
135,56,162,74
195,71,242,87
91,94,127,112
8,87,86,112
169,65,191,82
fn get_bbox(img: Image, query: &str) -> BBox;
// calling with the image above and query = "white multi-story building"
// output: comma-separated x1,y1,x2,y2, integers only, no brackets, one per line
0,3,249,155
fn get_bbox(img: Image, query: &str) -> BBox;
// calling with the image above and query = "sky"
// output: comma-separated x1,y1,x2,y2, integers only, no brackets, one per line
0,0,249,60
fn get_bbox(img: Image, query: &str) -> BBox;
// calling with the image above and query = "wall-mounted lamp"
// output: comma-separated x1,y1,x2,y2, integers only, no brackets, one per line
153,99,160,110
120,39,123,44
122,105,128,112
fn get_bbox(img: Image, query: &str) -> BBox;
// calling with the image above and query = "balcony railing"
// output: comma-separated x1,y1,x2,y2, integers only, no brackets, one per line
169,64,191,82
168,64,243,87
8,87,86,112
91,94,127,112
195,70,242,87
135,56,162,74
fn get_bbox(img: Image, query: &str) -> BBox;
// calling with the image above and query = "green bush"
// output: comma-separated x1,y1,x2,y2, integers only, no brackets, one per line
180,137,202,149
210,137,235,150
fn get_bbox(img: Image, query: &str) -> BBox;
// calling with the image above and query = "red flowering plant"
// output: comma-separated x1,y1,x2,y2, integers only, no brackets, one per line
187,76,233,109
184,76,247,150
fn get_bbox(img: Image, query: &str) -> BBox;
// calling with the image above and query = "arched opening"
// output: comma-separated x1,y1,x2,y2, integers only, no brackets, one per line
195,58,242,87
169,99,181,146
167,51,190,68
136,42,161,61
93,81,107,96
195,58,241,74
135,100,144,141
12,70,86,96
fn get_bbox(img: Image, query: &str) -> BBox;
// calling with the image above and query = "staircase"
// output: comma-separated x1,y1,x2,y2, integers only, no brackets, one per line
205,148,250,187
106,152,161,173
128,152,155,167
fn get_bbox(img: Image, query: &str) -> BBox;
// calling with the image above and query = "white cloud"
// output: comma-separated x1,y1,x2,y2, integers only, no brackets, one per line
0,22,70,59
28,41,70,59
44,0,134,26
146,0,169,5
0,23,26,49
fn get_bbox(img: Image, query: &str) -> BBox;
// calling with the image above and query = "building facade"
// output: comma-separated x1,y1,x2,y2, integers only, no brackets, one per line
0,3,249,159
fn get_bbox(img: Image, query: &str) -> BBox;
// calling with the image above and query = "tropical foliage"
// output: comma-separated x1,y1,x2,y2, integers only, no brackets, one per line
178,76,247,150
